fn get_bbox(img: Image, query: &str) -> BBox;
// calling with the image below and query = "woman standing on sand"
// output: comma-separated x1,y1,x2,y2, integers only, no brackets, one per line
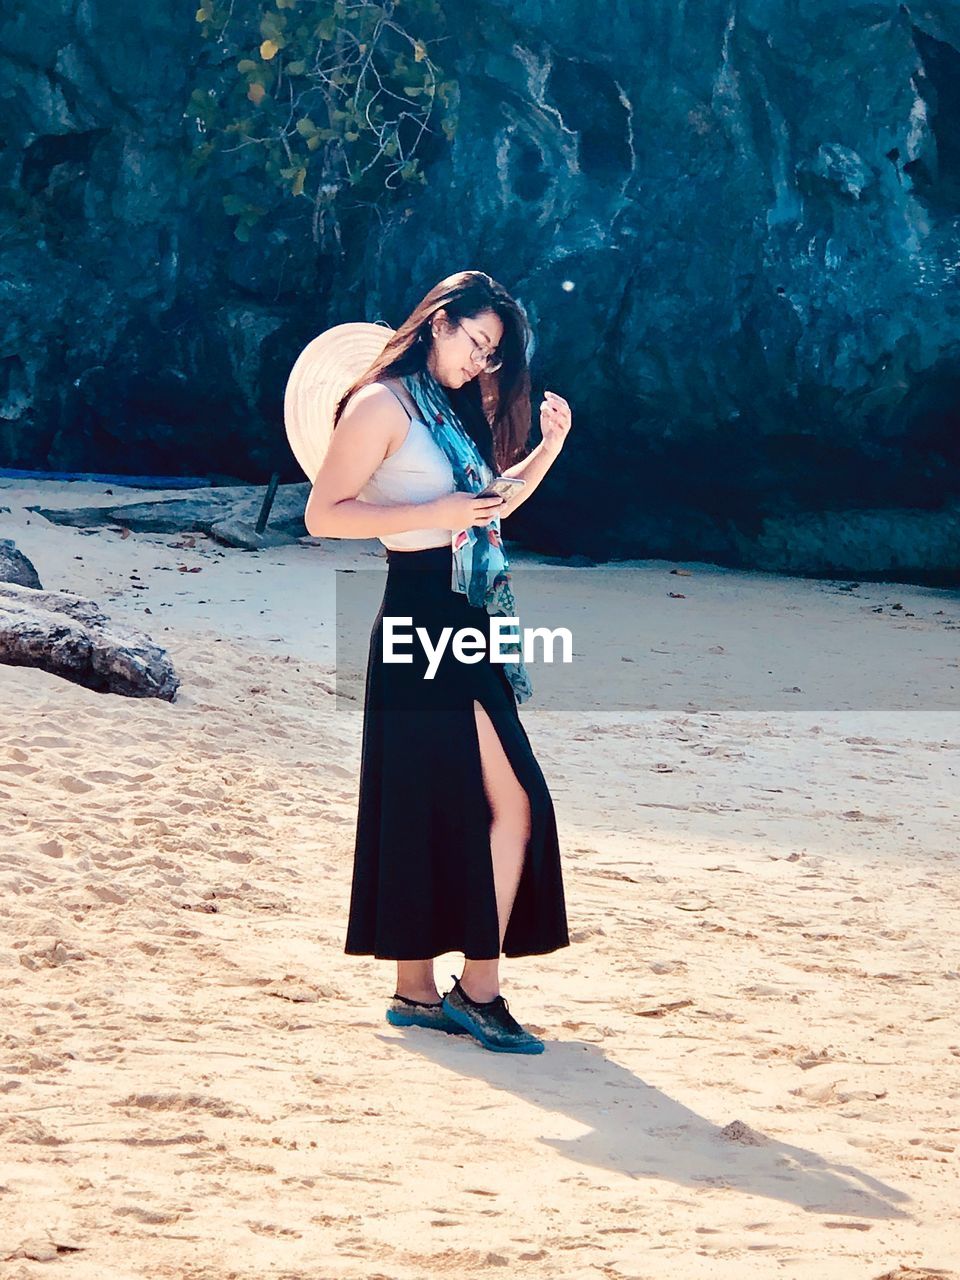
297,270,573,1054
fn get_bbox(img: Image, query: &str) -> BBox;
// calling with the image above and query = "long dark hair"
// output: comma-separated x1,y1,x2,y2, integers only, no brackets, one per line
333,270,533,473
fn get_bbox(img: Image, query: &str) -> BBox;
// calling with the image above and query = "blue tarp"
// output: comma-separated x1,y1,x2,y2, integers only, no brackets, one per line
0,469,216,489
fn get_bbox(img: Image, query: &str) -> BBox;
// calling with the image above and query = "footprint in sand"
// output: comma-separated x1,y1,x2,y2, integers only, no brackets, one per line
8,1236,84,1263
112,1091,247,1118
114,1205,183,1225
873,1269,955,1279
58,775,94,794
2,1115,64,1146
131,816,168,831
83,770,136,784
43,940,85,966
84,881,129,904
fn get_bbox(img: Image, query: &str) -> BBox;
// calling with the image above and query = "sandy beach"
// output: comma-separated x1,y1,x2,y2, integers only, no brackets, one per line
2,478,959,1279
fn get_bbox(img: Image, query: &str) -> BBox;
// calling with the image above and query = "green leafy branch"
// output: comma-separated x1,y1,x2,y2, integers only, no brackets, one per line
187,0,460,246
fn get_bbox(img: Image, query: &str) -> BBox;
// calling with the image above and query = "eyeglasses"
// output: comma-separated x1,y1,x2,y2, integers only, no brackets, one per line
456,319,503,373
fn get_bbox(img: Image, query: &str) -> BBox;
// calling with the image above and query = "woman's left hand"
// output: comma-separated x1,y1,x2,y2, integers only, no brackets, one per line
540,390,572,456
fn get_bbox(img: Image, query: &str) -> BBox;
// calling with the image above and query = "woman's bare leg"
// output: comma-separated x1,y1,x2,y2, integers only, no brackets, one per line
459,700,531,1003
395,959,440,1003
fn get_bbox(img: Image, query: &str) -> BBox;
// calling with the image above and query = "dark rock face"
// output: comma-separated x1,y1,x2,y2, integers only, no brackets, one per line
2,3,959,581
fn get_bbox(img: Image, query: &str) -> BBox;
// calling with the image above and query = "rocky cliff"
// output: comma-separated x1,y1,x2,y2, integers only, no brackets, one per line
2,2,959,580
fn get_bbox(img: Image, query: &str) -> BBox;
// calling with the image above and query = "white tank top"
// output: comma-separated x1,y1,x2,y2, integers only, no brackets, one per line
356,388,457,551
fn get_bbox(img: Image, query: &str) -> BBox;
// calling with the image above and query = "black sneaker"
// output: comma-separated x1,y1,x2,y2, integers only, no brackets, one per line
385,993,467,1035
441,975,545,1054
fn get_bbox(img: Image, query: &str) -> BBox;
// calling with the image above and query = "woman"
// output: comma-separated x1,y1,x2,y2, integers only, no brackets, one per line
305,270,573,1055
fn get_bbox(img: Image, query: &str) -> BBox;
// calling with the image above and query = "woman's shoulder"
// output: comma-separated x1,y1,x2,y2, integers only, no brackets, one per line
372,376,421,420
340,379,409,423
338,379,430,465
333,383,411,461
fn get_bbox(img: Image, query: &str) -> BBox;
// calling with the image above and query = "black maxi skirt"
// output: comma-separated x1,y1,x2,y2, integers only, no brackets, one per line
344,544,570,961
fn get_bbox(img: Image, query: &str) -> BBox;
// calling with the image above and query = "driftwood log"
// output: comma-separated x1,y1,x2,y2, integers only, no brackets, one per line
0,581,179,700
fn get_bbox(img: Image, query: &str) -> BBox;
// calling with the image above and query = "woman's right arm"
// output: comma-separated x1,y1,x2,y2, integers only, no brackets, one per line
305,385,423,538
304,385,503,539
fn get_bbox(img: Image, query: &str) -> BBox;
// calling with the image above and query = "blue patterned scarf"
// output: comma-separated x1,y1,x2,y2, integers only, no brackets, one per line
400,367,533,705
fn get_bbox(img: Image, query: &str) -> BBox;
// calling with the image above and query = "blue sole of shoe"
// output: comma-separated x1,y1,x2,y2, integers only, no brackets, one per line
441,1001,545,1054
385,1008,467,1034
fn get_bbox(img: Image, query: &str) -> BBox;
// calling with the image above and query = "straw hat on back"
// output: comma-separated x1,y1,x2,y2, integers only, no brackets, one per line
284,321,396,482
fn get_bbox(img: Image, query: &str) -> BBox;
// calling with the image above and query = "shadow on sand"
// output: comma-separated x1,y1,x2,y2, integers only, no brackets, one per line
381,1030,911,1220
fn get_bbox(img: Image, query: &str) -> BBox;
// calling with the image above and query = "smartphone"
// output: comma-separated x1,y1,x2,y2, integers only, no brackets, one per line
478,476,526,500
